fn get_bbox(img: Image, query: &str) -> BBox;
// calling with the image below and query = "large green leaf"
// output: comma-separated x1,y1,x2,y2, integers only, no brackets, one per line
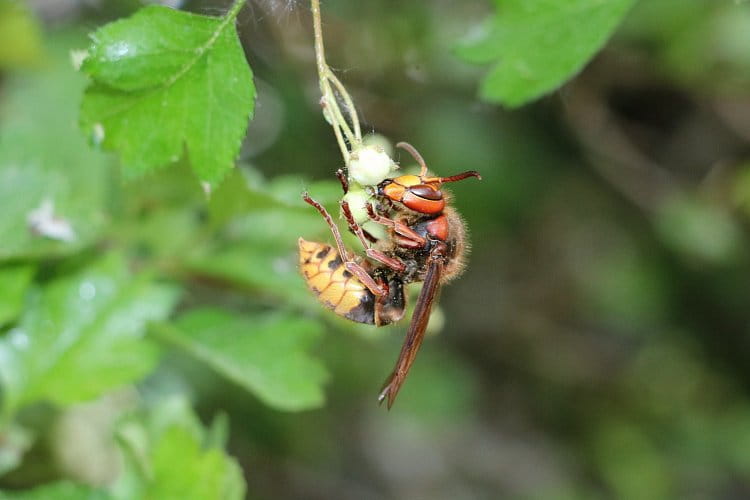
0,265,34,327
154,308,328,411
80,5,255,185
0,256,179,419
456,0,635,107
0,33,111,261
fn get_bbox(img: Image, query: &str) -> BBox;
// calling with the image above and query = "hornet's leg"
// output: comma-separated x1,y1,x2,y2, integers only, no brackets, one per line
341,201,406,273
365,204,427,249
336,169,376,245
303,193,386,296
336,169,349,194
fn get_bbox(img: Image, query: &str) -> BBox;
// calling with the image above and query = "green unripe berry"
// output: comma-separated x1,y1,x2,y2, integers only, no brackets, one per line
342,190,372,225
348,144,395,186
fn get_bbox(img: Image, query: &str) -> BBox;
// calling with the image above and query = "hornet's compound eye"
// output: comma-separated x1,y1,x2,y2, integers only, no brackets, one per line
401,191,445,214
407,184,442,201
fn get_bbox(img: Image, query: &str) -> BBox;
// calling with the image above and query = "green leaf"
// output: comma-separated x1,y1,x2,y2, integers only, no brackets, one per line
0,481,109,499
0,256,179,419
187,239,313,309
80,5,255,185
112,396,199,498
189,203,342,310
456,0,635,107
0,1,44,69
112,397,244,500
0,33,111,261
0,265,34,327
145,426,245,500
154,308,328,411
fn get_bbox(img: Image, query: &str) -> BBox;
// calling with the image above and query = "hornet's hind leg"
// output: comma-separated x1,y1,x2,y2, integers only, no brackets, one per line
303,193,386,296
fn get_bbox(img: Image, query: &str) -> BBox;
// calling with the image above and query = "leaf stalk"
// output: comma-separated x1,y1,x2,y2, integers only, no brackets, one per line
310,0,363,165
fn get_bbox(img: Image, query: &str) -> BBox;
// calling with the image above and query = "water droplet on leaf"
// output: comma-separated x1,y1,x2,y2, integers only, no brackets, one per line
92,123,105,146
106,41,134,61
8,329,29,350
79,281,97,301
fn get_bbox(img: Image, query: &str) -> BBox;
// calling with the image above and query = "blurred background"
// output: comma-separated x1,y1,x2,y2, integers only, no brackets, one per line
3,0,750,498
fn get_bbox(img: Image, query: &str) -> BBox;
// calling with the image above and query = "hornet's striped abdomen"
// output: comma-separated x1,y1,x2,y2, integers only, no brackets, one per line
298,238,376,324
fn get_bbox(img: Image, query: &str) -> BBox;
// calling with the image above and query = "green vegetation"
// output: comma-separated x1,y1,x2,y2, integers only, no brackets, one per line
2,0,750,498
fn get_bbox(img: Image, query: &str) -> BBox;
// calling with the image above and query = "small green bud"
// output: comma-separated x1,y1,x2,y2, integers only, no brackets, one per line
342,190,372,225
349,144,395,186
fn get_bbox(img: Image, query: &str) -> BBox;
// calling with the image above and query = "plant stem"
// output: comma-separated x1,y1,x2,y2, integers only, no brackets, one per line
311,0,363,165
225,0,247,22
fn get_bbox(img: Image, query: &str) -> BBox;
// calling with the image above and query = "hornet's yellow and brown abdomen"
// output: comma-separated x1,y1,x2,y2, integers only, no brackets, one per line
298,238,376,324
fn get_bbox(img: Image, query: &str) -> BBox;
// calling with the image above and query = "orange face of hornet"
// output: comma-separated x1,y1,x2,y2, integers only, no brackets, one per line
300,142,480,409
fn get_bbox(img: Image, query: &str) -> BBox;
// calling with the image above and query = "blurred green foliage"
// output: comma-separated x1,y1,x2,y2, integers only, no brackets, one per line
0,1,42,69
155,309,328,411
0,33,109,260
0,255,177,418
2,0,750,499
456,0,636,107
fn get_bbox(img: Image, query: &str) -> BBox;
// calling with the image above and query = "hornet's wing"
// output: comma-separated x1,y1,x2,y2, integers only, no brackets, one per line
378,257,443,409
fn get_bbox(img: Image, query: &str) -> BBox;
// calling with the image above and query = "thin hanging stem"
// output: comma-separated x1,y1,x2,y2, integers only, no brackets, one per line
328,71,361,139
225,0,247,22
311,0,363,164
